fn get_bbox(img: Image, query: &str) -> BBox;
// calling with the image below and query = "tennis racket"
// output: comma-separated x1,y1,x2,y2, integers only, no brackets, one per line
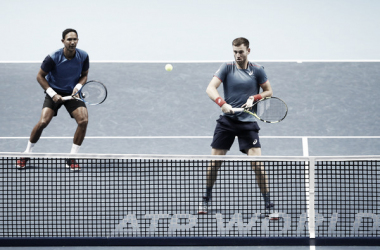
62,80,107,105
232,97,288,123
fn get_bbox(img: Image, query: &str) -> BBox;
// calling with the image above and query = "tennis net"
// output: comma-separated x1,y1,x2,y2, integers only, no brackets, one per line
0,153,379,246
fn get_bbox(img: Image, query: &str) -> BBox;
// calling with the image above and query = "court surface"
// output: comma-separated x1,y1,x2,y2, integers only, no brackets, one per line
1,62,379,155
0,62,379,249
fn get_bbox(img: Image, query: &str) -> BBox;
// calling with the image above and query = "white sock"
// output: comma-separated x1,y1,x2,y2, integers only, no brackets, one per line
70,144,81,154
24,141,35,153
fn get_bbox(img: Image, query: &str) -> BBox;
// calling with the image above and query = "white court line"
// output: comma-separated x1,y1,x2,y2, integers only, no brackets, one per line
89,60,380,63
0,136,212,139
1,136,380,139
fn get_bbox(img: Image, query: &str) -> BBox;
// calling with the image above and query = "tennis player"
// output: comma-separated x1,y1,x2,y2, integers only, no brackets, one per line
16,28,89,170
199,37,274,214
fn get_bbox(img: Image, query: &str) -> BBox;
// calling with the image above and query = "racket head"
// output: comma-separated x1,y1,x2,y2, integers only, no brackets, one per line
253,97,288,123
79,80,107,105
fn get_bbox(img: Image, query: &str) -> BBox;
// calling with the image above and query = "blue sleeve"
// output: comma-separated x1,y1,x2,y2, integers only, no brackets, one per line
256,66,268,85
40,55,55,73
82,55,89,72
214,63,228,82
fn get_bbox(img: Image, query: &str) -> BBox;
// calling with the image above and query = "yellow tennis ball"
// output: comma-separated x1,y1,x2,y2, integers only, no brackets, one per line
165,64,173,72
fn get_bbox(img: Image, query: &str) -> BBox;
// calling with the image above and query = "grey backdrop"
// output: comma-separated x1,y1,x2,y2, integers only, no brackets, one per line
1,0,380,62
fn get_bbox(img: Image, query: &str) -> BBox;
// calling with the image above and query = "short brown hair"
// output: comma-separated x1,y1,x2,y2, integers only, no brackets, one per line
232,37,249,48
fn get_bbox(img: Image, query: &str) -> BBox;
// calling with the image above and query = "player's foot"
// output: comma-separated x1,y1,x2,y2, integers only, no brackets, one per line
198,197,210,214
262,212,280,220
66,159,81,171
16,158,30,169
262,203,278,220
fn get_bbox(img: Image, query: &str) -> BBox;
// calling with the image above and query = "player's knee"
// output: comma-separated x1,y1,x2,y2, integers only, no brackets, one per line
251,162,264,171
37,119,50,129
210,165,221,172
210,160,222,168
77,117,88,127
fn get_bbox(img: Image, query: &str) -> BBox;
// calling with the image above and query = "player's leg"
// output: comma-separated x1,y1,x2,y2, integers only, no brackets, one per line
198,148,227,214
29,94,61,145
29,107,55,144
16,107,55,168
237,121,273,210
206,148,227,196
247,147,273,209
199,116,235,214
247,147,268,193
65,101,88,171
71,106,88,146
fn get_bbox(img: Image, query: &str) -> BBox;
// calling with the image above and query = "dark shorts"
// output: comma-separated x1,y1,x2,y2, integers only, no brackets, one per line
42,92,86,118
211,115,261,154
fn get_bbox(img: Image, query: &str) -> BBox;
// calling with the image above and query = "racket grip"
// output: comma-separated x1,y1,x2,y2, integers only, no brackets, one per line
62,96,73,101
231,108,244,112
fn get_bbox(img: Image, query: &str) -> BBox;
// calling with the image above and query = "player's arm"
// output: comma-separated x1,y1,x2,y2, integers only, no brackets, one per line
206,76,233,114
72,70,89,96
36,68,63,103
78,70,89,85
242,80,273,109
259,80,273,98
73,54,90,95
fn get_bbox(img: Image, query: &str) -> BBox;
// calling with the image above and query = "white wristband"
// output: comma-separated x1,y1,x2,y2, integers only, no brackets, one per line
46,87,57,98
75,83,83,91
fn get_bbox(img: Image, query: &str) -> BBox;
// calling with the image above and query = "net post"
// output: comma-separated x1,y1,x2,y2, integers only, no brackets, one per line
308,157,316,239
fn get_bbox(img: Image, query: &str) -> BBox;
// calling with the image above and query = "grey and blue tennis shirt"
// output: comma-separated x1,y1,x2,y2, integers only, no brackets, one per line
41,48,89,93
214,61,268,122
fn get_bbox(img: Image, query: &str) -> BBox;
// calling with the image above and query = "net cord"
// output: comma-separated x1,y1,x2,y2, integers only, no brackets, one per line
1,152,379,162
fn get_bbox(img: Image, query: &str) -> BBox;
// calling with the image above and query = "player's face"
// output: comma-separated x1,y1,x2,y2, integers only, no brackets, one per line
233,44,250,68
62,32,78,53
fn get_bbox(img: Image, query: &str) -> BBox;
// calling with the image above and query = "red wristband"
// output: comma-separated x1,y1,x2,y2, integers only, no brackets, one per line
251,94,262,102
215,97,226,107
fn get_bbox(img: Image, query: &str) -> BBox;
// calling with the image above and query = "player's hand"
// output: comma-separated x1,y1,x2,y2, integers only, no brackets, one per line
221,103,234,114
52,94,63,103
72,88,80,99
242,96,254,110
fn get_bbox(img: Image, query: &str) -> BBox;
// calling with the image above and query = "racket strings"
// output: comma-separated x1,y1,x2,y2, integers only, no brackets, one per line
81,81,107,105
256,98,287,122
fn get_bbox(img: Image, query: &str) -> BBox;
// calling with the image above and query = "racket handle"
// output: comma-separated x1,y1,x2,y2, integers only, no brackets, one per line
62,96,73,101
231,108,244,112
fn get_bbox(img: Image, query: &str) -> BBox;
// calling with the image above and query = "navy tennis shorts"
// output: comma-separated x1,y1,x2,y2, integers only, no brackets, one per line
42,92,86,118
211,115,261,153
